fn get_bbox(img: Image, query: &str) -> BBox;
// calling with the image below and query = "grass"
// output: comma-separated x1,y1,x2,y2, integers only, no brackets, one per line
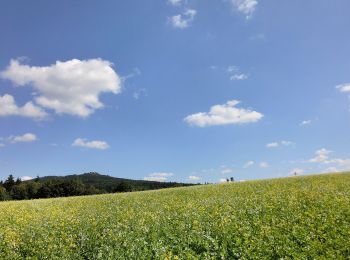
0,173,349,259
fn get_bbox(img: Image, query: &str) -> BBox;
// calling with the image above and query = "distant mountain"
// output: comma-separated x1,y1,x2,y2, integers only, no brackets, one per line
36,172,194,193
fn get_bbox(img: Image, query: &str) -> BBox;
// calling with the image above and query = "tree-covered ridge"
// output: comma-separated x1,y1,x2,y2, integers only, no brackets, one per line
0,173,195,201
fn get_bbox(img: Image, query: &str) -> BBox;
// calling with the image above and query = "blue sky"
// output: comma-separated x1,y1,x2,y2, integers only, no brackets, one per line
1,0,350,183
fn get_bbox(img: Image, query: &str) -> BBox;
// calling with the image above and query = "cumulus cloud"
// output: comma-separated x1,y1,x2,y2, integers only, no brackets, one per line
144,172,174,182
0,94,47,119
188,175,200,181
230,0,258,19
1,58,121,117
306,148,350,171
170,9,196,29
21,176,34,181
184,100,263,127
72,138,109,150
243,160,254,168
9,133,37,143
336,83,350,93
309,148,332,163
219,178,228,183
227,66,248,81
300,120,311,126
259,162,269,168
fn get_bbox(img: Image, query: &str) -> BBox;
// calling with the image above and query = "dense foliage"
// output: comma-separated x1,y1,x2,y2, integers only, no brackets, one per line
0,173,349,259
0,173,193,201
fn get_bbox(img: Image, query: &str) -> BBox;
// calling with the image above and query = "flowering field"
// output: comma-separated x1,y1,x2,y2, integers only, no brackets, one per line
0,173,349,259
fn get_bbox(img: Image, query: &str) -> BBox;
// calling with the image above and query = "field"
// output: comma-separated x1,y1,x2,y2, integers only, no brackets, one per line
0,173,349,259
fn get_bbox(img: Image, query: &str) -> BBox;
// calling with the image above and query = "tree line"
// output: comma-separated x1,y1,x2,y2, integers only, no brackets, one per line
0,174,134,201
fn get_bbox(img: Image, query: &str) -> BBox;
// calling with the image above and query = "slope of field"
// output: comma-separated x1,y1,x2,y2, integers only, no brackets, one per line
1,173,349,259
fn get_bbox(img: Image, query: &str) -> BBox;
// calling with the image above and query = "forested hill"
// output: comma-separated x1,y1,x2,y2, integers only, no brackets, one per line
0,172,195,201
37,172,194,193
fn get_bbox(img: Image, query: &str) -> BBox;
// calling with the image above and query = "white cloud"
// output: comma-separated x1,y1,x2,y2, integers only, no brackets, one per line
184,100,263,127
326,158,350,168
144,172,174,182
227,66,248,81
230,0,258,19
266,142,279,148
21,176,34,181
306,148,350,171
168,0,183,6
243,160,254,168
188,175,200,181
336,83,350,93
170,9,196,29
230,74,248,80
309,148,332,163
1,58,121,117
322,167,341,173
221,168,233,174
300,120,311,126
219,178,228,183
0,94,47,119
289,168,304,175
281,140,293,146
72,138,109,150
266,140,294,148
259,162,269,168
0,143,5,147
9,133,37,143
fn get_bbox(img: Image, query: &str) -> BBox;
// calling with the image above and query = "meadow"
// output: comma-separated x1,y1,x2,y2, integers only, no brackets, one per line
0,173,349,259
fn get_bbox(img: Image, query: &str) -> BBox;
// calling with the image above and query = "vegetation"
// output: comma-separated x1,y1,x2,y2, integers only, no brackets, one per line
0,173,349,259
0,173,193,201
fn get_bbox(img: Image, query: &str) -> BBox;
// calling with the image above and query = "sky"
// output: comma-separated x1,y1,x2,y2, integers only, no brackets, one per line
0,0,350,183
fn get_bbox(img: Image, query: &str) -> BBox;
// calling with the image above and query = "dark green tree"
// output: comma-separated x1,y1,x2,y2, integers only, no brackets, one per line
0,186,9,201
4,174,15,192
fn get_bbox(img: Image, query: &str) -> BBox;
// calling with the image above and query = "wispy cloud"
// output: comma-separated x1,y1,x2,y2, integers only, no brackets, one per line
300,120,312,126
144,172,174,182
230,0,258,19
170,9,197,29
243,160,254,168
168,0,184,6
266,140,294,148
72,138,109,150
133,88,147,100
188,175,200,181
259,162,269,168
227,66,248,81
